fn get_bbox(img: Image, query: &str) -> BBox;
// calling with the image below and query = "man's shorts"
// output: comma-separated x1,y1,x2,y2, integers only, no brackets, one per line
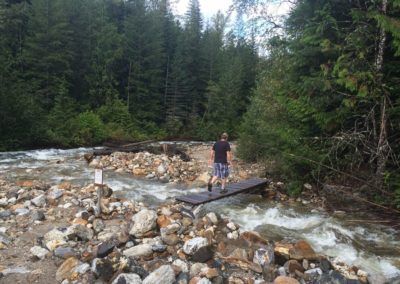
213,163,229,179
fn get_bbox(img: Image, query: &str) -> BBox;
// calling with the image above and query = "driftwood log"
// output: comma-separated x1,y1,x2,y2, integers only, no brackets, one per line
91,140,190,161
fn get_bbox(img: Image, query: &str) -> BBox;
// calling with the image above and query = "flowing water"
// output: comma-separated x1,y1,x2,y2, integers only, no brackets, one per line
0,147,399,283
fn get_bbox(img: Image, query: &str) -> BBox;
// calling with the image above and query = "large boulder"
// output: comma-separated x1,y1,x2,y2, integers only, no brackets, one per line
289,240,317,260
183,237,208,255
143,265,176,284
130,209,157,237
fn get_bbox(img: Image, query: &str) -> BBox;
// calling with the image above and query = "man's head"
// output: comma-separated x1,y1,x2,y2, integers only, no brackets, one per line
221,132,228,140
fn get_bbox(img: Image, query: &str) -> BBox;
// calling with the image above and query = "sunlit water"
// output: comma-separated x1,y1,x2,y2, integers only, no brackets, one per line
0,147,399,283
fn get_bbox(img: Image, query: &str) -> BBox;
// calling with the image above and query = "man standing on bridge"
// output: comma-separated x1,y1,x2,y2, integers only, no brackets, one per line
208,132,232,194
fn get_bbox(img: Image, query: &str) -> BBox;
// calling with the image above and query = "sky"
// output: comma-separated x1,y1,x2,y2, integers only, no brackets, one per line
174,0,234,19
173,0,291,19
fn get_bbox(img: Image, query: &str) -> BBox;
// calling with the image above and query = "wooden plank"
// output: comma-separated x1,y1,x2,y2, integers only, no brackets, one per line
176,178,269,205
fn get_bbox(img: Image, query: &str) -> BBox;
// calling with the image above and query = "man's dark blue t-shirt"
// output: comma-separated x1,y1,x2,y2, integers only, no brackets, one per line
213,140,231,163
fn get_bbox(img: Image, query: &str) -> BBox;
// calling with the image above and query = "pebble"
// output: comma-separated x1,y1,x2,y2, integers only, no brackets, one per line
183,237,208,255
112,273,142,284
32,210,45,221
31,194,46,207
226,222,237,231
143,265,176,284
30,246,49,259
54,247,76,259
15,208,30,215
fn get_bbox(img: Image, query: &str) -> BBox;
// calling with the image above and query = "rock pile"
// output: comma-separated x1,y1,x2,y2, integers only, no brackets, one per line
0,178,373,283
91,146,265,186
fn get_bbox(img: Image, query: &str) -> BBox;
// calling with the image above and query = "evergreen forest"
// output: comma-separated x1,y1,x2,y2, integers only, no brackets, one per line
1,0,400,207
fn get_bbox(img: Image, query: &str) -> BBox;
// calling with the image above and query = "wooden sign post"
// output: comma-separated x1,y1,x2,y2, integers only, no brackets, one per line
94,166,103,217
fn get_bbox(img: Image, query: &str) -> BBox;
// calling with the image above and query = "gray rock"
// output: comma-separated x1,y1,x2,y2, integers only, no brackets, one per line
97,241,115,258
30,246,49,260
15,208,30,215
66,224,94,241
318,271,347,284
123,244,153,259
197,278,212,284
305,267,323,278
157,164,166,175
0,198,8,207
253,246,274,266
172,259,189,273
161,233,179,246
112,273,142,284
125,263,149,279
48,189,63,200
320,259,332,273
143,265,175,284
74,263,90,274
7,197,16,205
205,212,218,224
0,233,11,245
93,218,105,233
32,210,45,221
44,228,67,243
54,247,76,259
183,237,208,255
146,174,155,179
129,209,157,237
191,245,213,263
151,244,167,252
175,272,189,284
91,258,114,281
31,194,46,207
162,223,181,235
0,210,11,219
190,263,208,278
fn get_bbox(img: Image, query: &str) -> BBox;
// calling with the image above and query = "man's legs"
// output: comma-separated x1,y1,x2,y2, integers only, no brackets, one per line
221,178,227,193
208,175,218,192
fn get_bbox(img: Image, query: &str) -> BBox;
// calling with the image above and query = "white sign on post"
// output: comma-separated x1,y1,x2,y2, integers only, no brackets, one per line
94,168,103,185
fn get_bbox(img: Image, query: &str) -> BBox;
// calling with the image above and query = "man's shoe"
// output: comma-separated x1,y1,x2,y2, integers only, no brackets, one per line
220,188,227,194
207,183,212,192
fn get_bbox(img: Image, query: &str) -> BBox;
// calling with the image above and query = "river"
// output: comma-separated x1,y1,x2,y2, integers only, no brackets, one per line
0,147,399,283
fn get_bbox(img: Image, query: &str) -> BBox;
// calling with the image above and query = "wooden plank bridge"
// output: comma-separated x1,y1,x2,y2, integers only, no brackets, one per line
176,178,269,205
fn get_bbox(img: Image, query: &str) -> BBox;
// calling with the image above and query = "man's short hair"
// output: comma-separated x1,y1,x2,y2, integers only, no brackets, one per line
221,132,228,140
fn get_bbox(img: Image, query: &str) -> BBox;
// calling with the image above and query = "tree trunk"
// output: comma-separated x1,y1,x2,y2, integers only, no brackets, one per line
375,0,389,188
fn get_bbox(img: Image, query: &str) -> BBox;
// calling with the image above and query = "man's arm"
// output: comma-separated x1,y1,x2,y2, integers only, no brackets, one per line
227,150,232,165
208,148,215,167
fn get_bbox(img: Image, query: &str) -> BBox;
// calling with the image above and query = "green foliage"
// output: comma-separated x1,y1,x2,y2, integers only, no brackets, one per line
237,0,400,205
71,111,107,146
0,0,259,149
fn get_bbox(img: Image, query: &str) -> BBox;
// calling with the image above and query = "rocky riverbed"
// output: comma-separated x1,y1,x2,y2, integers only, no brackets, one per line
0,178,370,284
0,144,399,284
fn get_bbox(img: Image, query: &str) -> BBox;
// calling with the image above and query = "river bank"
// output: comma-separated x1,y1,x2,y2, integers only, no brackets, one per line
0,178,371,284
0,144,399,283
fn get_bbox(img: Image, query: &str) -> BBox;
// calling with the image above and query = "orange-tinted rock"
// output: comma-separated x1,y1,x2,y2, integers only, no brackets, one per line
274,242,293,260
189,277,201,284
274,276,300,284
16,180,34,187
157,215,172,228
133,168,146,176
204,268,219,279
289,240,317,260
240,231,269,247
58,182,71,190
72,218,88,226
56,257,80,282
